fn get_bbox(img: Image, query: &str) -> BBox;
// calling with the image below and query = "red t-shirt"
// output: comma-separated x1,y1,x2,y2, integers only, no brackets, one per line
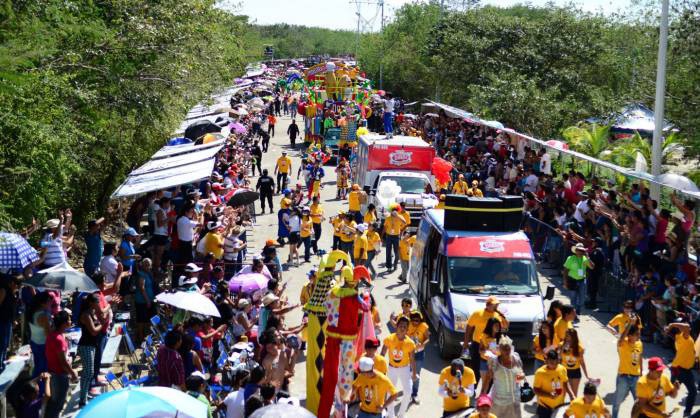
45,330,68,374
655,217,669,244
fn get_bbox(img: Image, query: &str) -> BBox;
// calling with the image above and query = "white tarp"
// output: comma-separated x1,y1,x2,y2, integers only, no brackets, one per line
130,145,223,176
151,137,225,160
112,158,215,198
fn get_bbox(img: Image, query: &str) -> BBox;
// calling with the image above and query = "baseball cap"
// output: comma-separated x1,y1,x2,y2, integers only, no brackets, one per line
265,239,280,247
476,394,492,408
124,227,140,237
364,339,380,349
356,223,367,233
358,357,374,372
178,275,197,287
486,295,500,305
307,269,317,278
647,357,665,372
185,263,203,273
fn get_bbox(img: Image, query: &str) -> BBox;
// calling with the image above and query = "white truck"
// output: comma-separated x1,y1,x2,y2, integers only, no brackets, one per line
354,134,438,227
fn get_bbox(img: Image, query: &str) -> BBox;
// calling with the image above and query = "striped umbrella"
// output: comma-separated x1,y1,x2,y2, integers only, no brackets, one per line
0,232,39,270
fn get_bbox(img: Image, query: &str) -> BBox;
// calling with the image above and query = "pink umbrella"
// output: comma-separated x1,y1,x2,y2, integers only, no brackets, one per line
545,139,569,150
228,272,269,294
230,122,247,134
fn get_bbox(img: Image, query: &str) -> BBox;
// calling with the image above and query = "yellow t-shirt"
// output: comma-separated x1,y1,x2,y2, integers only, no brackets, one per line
310,203,324,224
348,191,362,212
468,414,496,418
340,220,357,243
618,338,643,376
204,232,224,259
332,217,343,237
407,321,429,349
364,211,377,225
372,353,388,375
352,371,397,414
564,396,608,418
671,333,695,369
471,187,483,197
367,231,381,252
399,235,416,261
384,215,403,236
553,317,573,345
452,181,469,195
534,364,569,409
276,156,292,173
635,374,674,418
300,282,313,305
280,197,292,210
438,366,476,412
400,211,411,230
608,313,642,334
467,309,506,342
300,219,313,238
383,334,416,368
560,343,584,370
533,334,553,362
353,233,369,260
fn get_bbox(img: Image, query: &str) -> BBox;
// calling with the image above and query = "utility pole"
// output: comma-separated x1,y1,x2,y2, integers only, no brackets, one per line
379,0,384,90
650,0,669,200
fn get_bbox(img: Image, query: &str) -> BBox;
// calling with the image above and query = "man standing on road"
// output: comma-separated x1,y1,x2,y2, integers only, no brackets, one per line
287,119,300,147
260,130,270,153
256,169,275,214
383,208,406,272
250,141,263,176
309,196,324,255
275,151,292,194
462,296,509,384
611,324,642,418
563,243,594,315
267,113,277,137
634,357,679,418
349,357,398,418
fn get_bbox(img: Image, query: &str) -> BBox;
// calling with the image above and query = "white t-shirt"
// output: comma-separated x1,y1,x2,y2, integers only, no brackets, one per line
524,174,539,193
153,207,169,236
223,234,243,262
288,214,301,233
177,216,198,242
540,153,551,175
574,200,590,223
223,389,245,418
383,98,395,113
516,138,527,160
99,255,119,284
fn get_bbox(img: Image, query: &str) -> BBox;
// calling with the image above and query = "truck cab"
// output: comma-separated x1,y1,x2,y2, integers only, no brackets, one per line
409,205,553,359
367,171,437,228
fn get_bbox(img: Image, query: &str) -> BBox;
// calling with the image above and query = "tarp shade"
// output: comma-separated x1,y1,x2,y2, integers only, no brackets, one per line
130,145,223,176
427,100,700,201
151,137,225,160
112,158,215,198
175,113,230,135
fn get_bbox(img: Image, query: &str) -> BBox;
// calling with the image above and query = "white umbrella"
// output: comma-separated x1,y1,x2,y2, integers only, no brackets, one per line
155,291,220,317
656,173,700,193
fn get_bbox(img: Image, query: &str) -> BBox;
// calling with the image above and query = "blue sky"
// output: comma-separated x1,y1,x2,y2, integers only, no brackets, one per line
237,0,634,31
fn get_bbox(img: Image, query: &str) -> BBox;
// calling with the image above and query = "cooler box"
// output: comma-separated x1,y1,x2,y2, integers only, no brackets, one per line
500,195,525,231
444,195,504,231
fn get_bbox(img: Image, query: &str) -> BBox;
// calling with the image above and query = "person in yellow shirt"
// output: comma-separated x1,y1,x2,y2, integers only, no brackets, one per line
203,221,224,259
558,328,589,397
470,180,484,197
468,394,497,418
335,159,350,199
274,151,292,194
353,224,369,266
398,231,415,283
364,203,378,225
365,222,381,278
309,196,324,255
350,357,398,417
452,174,469,195
612,324,642,418
348,184,366,223
534,350,574,418
407,311,430,404
436,194,446,209
381,317,416,418
666,322,696,416
330,211,344,251
463,296,509,384
398,203,411,231
564,382,610,418
533,321,556,370
635,357,679,418
299,209,313,263
300,269,317,306
553,304,576,345
279,190,293,210
383,209,407,272
338,213,357,256
478,317,502,371
389,298,413,332
362,338,388,375
438,358,476,417
607,300,643,336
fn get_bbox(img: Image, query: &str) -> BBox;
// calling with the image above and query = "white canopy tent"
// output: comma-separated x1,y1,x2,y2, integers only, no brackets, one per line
427,100,700,200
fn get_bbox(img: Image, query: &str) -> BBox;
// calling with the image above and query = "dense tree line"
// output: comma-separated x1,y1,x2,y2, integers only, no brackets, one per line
248,24,356,59
357,2,700,157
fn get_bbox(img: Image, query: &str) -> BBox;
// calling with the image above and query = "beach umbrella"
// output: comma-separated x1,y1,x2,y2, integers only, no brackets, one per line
230,122,247,134
227,189,259,207
26,261,98,292
0,232,39,270
166,137,192,146
184,120,221,141
247,97,265,108
545,140,569,151
250,404,315,418
155,290,220,317
228,272,268,294
76,386,207,418
656,173,700,193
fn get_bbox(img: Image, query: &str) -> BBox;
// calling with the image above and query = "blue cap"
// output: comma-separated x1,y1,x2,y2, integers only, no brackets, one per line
282,188,291,195
124,227,140,237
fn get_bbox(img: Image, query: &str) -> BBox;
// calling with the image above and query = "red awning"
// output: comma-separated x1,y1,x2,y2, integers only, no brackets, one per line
445,234,532,259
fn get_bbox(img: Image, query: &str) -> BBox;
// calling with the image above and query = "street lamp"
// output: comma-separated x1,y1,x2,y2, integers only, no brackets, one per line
650,0,669,200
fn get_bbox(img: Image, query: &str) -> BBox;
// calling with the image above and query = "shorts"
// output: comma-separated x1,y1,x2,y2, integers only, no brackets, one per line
566,368,582,379
150,234,169,246
135,303,155,323
289,232,300,244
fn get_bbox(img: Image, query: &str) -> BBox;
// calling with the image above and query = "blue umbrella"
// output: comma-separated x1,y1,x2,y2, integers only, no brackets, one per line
0,232,39,270
167,137,192,146
76,386,207,418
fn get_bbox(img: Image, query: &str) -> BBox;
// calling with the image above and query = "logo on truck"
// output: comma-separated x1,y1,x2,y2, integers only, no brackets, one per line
479,239,505,254
389,150,413,166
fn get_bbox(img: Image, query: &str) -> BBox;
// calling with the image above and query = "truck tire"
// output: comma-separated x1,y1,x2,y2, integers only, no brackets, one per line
437,324,460,360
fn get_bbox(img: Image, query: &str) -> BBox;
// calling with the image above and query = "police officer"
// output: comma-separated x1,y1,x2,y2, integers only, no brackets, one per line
256,169,275,214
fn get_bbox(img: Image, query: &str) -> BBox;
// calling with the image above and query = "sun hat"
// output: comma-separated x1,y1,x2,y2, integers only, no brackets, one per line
45,219,60,229
185,263,203,273
262,293,279,307
571,243,587,253
237,299,251,309
356,223,367,233
178,275,197,286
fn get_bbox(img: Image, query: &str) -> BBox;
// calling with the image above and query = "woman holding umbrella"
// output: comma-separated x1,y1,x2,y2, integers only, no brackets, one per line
77,293,103,406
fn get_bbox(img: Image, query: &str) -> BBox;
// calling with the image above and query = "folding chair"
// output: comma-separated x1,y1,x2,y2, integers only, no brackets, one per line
105,371,120,390
150,315,165,341
121,327,139,364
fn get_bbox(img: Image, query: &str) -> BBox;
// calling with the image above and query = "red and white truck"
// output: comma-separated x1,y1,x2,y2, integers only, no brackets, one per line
354,134,438,227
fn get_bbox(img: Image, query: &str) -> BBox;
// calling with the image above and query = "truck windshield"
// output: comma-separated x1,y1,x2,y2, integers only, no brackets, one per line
447,257,538,294
381,176,427,194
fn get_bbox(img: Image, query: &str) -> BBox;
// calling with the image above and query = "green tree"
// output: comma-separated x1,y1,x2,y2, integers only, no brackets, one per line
609,132,685,170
